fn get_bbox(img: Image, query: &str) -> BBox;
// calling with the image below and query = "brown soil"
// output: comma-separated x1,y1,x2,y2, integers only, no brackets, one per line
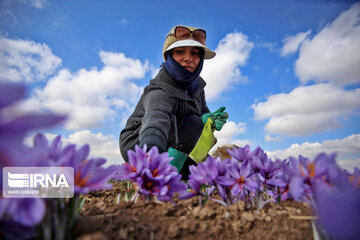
75,181,314,240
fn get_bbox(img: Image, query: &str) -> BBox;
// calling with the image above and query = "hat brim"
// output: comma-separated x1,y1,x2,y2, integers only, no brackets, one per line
165,39,216,59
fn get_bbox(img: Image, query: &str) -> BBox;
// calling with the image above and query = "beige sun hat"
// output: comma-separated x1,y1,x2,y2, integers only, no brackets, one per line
162,25,216,60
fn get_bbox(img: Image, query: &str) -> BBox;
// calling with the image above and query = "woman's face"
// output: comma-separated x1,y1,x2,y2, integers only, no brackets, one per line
171,46,201,72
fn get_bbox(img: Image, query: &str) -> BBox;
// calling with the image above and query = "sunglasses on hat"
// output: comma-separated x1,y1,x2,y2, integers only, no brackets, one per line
168,26,207,45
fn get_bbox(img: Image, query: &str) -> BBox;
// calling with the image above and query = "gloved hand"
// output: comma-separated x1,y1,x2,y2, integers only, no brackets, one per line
189,118,217,163
201,106,229,131
168,119,217,173
168,147,190,172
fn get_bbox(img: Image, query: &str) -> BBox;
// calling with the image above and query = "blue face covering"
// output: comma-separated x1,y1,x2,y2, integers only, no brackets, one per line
163,52,204,94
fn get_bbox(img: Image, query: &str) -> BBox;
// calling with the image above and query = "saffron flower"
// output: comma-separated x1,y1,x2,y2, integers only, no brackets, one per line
178,179,203,200
146,146,178,179
115,145,187,201
182,156,231,203
266,164,291,201
0,84,65,238
0,198,46,227
349,167,360,188
0,84,66,185
0,199,43,239
217,161,259,200
227,145,252,163
116,145,148,181
188,156,221,184
33,133,118,194
313,169,360,240
158,173,187,201
0,83,118,239
286,153,338,201
251,147,280,181
137,169,165,195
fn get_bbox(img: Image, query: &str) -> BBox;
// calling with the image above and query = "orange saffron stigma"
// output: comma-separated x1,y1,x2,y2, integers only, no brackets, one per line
237,176,245,184
153,168,158,177
124,163,137,172
75,171,90,187
349,175,360,187
190,189,197,194
307,163,315,178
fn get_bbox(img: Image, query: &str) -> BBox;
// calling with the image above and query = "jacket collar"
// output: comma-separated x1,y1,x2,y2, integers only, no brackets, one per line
150,66,206,101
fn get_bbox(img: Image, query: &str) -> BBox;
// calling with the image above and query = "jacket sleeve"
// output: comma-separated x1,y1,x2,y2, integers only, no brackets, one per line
200,90,210,115
139,88,176,153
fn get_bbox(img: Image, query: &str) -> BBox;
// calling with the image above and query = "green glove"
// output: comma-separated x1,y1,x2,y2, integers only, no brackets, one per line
168,119,217,172
189,118,217,163
168,147,190,172
201,106,229,131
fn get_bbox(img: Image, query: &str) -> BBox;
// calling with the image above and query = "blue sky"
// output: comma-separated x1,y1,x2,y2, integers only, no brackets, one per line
1,0,359,170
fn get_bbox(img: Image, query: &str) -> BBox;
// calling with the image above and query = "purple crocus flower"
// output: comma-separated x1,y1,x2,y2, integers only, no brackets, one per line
214,158,233,202
0,83,26,108
146,146,178,179
73,157,118,194
55,142,118,194
0,84,65,237
116,145,148,181
0,84,65,190
159,173,187,201
137,169,164,196
0,197,46,239
266,164,291,201
313,176,360,239
227,145,252,163
251,147,280,180
286,153,338,201
217,161,259,200
144,147,187,201
178,175,216,200
0,84,66,167
350,167,360,188
116,145,187,201
178,179,202,200
28,133,118,194
188,156,220,184
184,156,233,202
0,198,46,227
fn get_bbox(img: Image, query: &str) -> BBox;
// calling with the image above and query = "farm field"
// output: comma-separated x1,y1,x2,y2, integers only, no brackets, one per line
76,181,313,240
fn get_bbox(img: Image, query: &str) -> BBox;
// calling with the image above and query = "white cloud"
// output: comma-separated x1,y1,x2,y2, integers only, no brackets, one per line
201,31,254,101
22,51,148,130
66,130,123,165
252,83,360,136
16,0,49,9
280,30,311,56
210,121,250,152
295,3,360,86
266,134,360,172
265,134,283,142
337,159,360,172
0,36,62,83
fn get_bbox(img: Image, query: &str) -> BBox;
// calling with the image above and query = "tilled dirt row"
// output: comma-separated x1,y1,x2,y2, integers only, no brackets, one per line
75,182,314,240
